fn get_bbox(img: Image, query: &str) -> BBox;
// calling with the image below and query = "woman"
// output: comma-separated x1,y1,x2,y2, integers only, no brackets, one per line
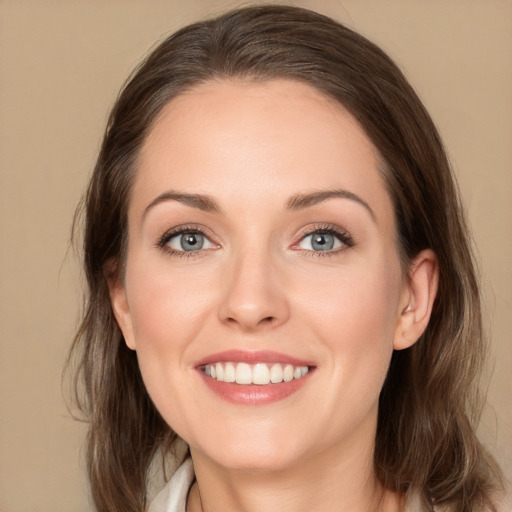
70,5,504,511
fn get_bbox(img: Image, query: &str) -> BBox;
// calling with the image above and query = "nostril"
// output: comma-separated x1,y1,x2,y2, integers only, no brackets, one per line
225,314,276,329
255,315,276,326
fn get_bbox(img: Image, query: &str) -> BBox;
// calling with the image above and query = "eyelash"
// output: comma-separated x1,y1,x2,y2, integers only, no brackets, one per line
294,224,355,258
157,225,215,259
156,223,354,259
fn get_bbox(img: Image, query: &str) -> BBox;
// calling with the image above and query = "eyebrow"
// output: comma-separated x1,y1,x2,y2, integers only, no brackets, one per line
143,191,222,221
142,188,375,222
286,189,375,221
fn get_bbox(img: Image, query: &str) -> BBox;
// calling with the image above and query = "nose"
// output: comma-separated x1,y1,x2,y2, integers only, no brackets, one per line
218,248,290,332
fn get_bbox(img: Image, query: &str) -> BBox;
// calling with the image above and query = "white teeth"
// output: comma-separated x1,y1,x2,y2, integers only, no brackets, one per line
283,364,294,382
224,362,236,382
235,362,252,384
252,363,270,385
270,363,283,383
203,362,310,385
215,362,224,381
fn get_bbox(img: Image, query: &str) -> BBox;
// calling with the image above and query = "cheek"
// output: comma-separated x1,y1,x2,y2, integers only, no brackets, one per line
297,257,401,401
300,257,401,344
126,256,214,350
122,257,217,418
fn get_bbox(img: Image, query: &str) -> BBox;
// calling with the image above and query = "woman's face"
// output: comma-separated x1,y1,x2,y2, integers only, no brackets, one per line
111,79,415,472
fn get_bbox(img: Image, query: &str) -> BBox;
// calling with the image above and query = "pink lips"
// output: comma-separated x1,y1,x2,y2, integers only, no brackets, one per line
194,350,315,406
194,350,314,368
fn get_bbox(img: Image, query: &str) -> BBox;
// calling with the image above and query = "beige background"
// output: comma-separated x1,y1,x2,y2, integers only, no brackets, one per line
0,1,510,510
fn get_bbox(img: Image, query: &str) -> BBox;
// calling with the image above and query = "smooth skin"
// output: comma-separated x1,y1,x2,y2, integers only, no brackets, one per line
110,79,438,512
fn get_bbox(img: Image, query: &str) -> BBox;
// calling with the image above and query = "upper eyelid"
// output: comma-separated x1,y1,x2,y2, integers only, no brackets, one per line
291,225,355,250
157,226,220,252
298,224,349,236
156,223,353,249
294,224,353,241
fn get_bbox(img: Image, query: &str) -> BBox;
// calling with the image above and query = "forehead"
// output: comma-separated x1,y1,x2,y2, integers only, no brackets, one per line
133,78,393,228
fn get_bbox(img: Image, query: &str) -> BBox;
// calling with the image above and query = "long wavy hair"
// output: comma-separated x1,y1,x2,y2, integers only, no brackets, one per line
69,5,503,511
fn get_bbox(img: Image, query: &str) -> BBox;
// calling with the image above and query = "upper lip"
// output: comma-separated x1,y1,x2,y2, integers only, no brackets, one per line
193,350,315,368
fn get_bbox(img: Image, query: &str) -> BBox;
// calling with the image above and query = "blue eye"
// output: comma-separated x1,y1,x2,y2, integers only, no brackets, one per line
165,231,215,252
298,230,351,252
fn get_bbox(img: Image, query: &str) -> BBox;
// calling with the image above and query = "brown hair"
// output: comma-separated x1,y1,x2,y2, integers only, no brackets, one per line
69,5,503,511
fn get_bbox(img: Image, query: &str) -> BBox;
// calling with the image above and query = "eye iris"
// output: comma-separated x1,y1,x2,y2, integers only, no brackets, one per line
311,232,334,251
181,233,204,251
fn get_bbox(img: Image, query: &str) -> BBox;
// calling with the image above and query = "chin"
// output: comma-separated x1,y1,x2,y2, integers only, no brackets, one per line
211,452,301,473
194,433,308,473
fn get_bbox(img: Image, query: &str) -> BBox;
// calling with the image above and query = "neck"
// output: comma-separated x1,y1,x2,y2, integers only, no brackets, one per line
187,426,400,512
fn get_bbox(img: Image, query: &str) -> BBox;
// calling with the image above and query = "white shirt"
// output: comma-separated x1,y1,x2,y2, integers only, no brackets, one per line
146,458,433,512
148,458,195,512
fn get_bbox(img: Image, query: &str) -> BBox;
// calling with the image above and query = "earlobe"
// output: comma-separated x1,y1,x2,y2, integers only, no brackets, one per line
108,274,137,351
393,249,439,350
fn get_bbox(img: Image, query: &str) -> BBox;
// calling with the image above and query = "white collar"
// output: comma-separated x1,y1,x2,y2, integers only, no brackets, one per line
146,457,445,512
148,458,194,512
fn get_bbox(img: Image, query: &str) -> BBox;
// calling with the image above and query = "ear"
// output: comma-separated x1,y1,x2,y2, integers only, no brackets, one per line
393,249,439,350
107,273,137,351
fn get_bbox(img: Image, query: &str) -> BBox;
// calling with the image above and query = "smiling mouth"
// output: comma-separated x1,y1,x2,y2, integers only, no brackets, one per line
203,362,310,385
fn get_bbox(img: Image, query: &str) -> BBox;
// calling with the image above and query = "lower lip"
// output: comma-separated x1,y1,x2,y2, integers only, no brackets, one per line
197,370,313,405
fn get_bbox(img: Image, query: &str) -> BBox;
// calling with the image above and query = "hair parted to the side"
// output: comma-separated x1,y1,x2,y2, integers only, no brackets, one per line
69,5,503,512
